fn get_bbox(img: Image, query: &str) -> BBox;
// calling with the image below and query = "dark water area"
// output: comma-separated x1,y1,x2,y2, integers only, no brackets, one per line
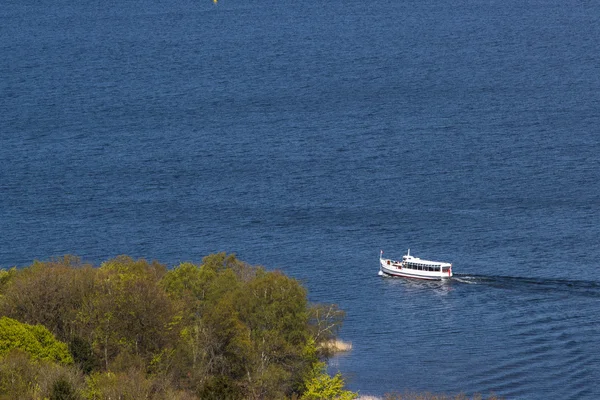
1,0,600,398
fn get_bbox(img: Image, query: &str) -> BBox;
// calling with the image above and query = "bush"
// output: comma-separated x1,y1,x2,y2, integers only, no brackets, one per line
0,317,73,364
50,376,79,400
301,362,357,400
0,350,83,399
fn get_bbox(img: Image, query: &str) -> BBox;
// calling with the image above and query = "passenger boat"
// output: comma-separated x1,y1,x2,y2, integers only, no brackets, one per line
379,249,452,280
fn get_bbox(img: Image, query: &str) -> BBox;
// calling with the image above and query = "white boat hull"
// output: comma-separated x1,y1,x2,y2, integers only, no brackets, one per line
379,258,452,280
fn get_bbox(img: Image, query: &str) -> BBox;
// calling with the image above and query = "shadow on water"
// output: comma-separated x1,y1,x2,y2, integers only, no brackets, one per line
452,274,600,298
379,272,455,295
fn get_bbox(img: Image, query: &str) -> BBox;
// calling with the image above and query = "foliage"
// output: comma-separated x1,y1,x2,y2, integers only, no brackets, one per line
0,267,17,293
161,261,211,306
0,350,83,399
0,350,40,398
308,303,346,357
82,257,179,371
50,376,79,400
163,255,319,399
0,317,73,364
0,257,95,341
69,336,100,375
301,361,357,400
0,253,349,399
82,370,153,400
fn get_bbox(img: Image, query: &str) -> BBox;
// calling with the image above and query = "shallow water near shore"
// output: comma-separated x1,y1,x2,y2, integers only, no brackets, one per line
2,0,600,398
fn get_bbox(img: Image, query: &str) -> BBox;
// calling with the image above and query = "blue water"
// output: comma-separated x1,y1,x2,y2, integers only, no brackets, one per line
2,0,600,398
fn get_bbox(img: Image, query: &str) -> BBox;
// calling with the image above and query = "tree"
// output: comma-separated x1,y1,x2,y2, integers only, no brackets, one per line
0,267,17,293
82,370,150,400
0,317,73,364
69,336,100,374
0,253,354,399
301,362,357,400
79,256,180,371
0,350,41,398
0,256,96,342
164,257,319,399
161,262,213,304
50,376,79,400
308,303,346,357
235,270,313,398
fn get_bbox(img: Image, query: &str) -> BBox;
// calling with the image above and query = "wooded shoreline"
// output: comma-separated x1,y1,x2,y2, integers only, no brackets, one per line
0,253,355,399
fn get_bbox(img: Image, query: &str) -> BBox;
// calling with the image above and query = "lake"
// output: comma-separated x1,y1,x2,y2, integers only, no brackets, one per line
1,0,599,398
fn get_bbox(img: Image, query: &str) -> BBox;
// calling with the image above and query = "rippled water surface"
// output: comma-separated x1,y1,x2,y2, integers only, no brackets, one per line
1,0,599,398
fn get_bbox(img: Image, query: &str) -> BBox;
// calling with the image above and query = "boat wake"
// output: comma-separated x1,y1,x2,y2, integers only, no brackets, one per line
453,274,600,298
449,273,600,398
452,276,477,284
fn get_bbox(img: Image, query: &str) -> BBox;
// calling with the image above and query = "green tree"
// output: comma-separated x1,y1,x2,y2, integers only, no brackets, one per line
69,336,100,374
0,267,17,294
0,350,40,398
0,317,73,364
0,349,83,399
0,256,96,342
164,256,319,399
82,370,148,400
235,270,314,398
50,376,79,400
161,262,213,304
163,259,247,393
0,253,354,399
81,369,196,400
301,362,357,400
79,256,180,371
